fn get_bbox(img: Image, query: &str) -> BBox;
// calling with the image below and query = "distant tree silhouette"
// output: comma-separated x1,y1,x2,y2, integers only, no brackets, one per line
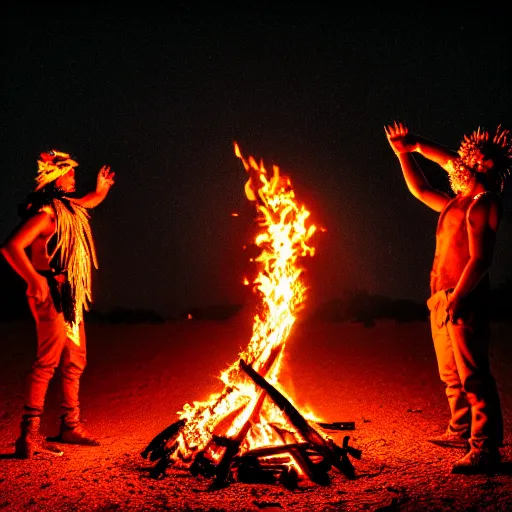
86,307,165,324
311,288,428,325
312,284,512,326
182,304,243,321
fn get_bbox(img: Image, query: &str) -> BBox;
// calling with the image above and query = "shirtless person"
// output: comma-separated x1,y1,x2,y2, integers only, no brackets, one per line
1,150,115,458
384,121,511,474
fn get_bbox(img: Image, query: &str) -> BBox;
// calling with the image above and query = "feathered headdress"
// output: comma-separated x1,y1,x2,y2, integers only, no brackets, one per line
456,125,512,191
35,150,78,191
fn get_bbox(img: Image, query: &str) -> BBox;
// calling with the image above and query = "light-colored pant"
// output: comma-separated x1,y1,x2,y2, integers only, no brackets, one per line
25,295,86,414
427,289,503,449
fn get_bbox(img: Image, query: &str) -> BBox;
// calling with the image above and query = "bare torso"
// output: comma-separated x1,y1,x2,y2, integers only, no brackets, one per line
30,213,56,272
430,194,475,294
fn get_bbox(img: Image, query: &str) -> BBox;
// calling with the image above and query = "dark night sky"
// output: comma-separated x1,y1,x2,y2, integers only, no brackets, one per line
1,5,511,317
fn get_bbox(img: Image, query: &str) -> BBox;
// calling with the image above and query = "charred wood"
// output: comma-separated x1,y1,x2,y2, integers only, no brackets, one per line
202,345,284,488
317,421,356,431
240,358,361,480
289,445,330,486
241,442,309,458
189,451,217,479
141,419,185,462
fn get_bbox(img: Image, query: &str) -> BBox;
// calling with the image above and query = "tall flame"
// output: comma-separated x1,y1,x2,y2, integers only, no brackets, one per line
170,142,318,467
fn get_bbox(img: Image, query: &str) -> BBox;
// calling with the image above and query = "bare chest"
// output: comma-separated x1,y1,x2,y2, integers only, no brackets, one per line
436,196,472,239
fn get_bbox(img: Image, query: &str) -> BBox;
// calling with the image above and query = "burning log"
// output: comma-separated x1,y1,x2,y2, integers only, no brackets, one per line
206,346,287,488
236,455,290,485
240,358,361,480
143,344,285,483
141,381,243,471
140,419,185,462
233,443,322,489
288,445,330,486
174,355,360,487
208,391,267,488
233,444,329,488
234,448,301,489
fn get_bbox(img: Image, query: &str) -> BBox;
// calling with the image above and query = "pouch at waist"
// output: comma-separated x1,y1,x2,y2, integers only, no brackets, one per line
36,269,71,317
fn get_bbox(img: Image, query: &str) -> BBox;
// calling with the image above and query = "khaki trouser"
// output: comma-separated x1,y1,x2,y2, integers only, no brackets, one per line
427,289,503,449
25,295,86,415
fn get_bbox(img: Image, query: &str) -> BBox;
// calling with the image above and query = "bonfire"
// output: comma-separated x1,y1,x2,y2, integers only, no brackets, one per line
141,144,361,489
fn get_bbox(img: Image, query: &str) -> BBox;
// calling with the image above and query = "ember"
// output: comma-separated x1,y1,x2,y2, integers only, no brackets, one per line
142,144,361,489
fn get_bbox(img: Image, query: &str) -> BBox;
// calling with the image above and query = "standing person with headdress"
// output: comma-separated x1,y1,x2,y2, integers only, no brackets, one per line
384,121,511,474
1,150,115,458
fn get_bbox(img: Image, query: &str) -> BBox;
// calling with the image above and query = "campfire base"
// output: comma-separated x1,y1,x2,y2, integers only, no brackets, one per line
142,357,362,489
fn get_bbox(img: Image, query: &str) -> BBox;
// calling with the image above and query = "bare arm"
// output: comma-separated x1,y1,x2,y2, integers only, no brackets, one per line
1,212,53,302
71,165,115,208
447,194,500,322
385,122,451,212
412,136,459,170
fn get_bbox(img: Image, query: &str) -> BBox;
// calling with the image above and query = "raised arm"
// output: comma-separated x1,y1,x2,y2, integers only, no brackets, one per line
1,212,53,303
384,121,459,169
411,135,459,170
72,165,115,208
385,121,451,212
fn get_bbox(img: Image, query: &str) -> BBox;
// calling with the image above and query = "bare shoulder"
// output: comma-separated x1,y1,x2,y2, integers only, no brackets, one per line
471,191,501,211
38,204,55,218
23,209,55,237
467,191,502,230
2,208,55,250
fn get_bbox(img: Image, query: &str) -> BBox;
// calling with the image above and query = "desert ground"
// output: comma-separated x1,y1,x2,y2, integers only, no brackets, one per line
1,314,511,511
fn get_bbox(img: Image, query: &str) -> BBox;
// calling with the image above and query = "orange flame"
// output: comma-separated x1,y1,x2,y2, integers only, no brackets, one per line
171,143,319,472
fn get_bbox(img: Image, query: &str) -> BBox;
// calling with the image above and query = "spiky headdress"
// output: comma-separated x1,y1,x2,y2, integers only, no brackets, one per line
35,150,78,191
455,125,512,192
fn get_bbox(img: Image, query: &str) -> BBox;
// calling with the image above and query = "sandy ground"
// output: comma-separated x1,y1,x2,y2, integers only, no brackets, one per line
1,315,511,511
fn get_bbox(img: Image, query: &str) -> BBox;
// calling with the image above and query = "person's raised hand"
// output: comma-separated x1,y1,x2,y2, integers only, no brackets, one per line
384,121,413,155
96,165,115,194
